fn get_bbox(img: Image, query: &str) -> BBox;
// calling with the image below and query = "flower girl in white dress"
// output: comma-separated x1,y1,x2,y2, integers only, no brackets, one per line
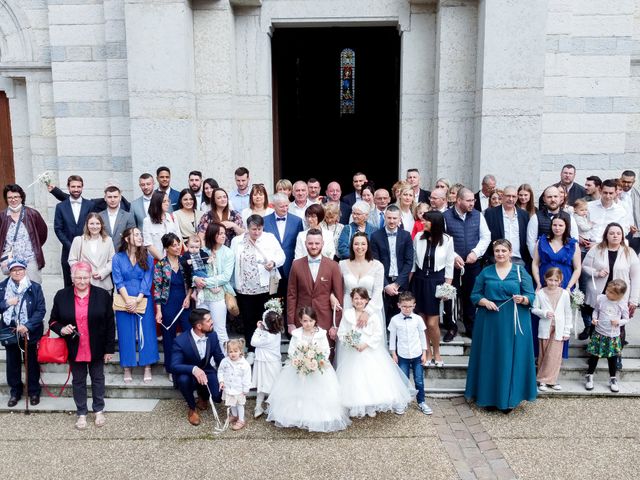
267,306,351,432
336,287,414,417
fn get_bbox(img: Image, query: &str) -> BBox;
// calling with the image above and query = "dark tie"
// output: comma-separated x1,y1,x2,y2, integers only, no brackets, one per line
404,316,412,320
276,217,286,222
387,232,396,237
379,211,384,229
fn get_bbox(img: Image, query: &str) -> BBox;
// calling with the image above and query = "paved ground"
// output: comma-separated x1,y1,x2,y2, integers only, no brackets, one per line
1,396,638,479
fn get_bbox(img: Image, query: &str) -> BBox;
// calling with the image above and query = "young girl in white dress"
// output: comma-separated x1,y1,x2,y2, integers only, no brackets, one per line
267,306,351,432
250,303,283,419
217,339,252,431
336,287,414,418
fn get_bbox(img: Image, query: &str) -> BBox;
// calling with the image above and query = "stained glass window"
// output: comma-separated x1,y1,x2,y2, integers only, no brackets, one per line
340,48,355,115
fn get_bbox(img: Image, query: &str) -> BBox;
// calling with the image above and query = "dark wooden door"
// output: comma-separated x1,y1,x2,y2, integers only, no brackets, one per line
272,27,401,193
0,92,15,208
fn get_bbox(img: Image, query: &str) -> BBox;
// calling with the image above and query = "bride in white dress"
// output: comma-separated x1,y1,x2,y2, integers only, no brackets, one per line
336,287,414,417
338,232,386,339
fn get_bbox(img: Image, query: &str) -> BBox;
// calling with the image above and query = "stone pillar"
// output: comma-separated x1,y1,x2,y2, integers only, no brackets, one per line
432,0,478,187
473,0,548,190
124,0,196,187
48,0,113,198
399,3,436,184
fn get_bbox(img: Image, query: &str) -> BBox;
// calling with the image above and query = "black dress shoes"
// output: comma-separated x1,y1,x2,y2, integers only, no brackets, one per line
29,395,40,406
443,330,457,343
7,396,19,407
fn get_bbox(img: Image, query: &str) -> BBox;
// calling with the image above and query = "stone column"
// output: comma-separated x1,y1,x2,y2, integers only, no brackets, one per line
432,0,478,187
473,0,548,190
124,0,197,186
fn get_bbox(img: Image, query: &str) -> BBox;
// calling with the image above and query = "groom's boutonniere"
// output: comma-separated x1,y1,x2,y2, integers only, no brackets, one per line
320,276,328,282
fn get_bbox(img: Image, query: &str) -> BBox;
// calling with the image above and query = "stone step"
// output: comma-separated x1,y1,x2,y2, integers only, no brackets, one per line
0,396,159,413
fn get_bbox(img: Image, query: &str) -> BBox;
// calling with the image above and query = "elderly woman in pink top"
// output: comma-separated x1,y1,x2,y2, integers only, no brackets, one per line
49,262,115,430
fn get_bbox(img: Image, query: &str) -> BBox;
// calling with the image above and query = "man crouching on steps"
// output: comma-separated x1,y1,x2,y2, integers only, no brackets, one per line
171,308,224,426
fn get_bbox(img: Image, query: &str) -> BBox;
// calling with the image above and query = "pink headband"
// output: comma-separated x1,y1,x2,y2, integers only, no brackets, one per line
71,261,93,275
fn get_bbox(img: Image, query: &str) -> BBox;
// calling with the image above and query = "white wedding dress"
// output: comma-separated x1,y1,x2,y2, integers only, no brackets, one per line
336,309,415,418
340,259,386,342
266,327,351,432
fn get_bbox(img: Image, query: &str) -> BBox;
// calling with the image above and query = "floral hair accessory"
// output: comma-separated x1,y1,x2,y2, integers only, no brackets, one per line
262,297,283,321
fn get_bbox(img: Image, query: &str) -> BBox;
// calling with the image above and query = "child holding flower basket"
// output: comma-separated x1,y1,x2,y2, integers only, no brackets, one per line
266,306,350,432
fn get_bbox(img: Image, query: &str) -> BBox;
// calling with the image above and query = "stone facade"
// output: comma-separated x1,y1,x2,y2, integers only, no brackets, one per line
1,0,639,274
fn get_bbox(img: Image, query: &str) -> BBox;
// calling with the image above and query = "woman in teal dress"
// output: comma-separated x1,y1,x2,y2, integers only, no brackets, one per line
464,239,537,412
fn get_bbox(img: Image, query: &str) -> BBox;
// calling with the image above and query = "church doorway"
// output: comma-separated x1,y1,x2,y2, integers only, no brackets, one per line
272,26,401,196
0,91,15,208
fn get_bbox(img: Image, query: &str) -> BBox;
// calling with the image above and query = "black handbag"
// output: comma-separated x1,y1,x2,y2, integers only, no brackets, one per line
0,318,18,346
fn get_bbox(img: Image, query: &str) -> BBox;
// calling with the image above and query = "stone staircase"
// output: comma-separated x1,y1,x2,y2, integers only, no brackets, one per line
1,272,638,411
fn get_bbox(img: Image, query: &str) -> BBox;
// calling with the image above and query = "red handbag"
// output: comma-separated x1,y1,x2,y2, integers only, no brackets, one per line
37,330,68,364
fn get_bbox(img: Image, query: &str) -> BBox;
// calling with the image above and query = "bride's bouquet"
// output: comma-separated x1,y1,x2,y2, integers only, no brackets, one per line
570,289,585,339
342,329,362,349
435,283,457,301
291,343,327,376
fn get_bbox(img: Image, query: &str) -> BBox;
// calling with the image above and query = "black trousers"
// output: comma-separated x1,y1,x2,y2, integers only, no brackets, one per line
236,292,272,352
443,262,482,333
587,355,617,377
5,341,40,398
383,277,402,325
70,359,106,415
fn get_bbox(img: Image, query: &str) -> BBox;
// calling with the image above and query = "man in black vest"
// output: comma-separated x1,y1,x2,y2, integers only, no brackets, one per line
443,187,491,340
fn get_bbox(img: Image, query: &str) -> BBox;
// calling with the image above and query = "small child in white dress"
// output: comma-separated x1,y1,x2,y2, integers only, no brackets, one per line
250,300,284,418
267,306,350,432
336,287,415,418
218,339,252,431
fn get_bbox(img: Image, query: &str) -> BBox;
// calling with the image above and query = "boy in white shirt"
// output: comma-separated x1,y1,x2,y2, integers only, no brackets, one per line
388,292,432,415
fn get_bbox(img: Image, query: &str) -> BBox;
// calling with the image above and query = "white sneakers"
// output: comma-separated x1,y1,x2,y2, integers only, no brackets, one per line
585,374,594,391
95,411,106,427
609,377,620,393
254,404,264,418
538,383,548,392
76,412,106,429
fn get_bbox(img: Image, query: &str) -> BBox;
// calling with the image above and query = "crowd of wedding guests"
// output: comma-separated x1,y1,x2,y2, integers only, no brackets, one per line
0,164,638,430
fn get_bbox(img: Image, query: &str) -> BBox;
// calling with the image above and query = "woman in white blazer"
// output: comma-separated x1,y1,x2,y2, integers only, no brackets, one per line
230,214,286,362
68,213,116,290
582,223,639,343
409,210,455,366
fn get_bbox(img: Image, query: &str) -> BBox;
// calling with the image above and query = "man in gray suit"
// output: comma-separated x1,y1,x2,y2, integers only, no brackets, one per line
100,185,136,249
131,173,155,229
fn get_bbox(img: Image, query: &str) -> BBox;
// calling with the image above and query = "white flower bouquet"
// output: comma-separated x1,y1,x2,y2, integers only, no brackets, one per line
342,329,362,349
435,283,457,301
290,343,327,376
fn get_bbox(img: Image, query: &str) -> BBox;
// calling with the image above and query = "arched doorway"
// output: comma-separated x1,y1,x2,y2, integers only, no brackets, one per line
272,26,401,194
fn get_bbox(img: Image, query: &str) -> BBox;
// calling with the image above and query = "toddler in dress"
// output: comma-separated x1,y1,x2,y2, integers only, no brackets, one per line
250,300,284,418
218,339,252,430
336,287,414,418
585,279,630,393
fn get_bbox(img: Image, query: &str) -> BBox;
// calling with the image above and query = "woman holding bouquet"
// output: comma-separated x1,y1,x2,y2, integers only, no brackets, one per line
409,210,455,366
267,306,350,432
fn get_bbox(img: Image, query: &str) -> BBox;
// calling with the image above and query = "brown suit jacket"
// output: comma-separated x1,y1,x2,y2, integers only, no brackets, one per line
287,256,344,331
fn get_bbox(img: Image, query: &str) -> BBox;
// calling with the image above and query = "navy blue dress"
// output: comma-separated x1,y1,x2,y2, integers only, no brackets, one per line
160,268,191,374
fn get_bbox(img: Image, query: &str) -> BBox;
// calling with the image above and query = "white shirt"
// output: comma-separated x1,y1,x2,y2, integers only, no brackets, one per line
275,214,287,239
479,192,490,212
190,329,207,360
307,255,322,282
108,208,119,235
375,209,385,229
143,195,152,214
386,228,399,277
70,197,83,223
526,211,580,257
388,312,427,359
289,199,312,223
587,200,630,242
502,208,522,260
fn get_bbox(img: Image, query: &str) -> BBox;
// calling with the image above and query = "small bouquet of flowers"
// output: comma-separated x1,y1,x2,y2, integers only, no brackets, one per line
342,329,362,349
290,343,326,376
263,298,283,317
570,289,585,339
37,171,54,186
570,289,585,310
435,283,457,301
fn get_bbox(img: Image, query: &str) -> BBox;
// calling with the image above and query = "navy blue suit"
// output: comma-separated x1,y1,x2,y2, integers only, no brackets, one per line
263,212,304,279
171,330,225,409
159,188,181,212
370,228,414,321
342,192,357,208
483,205,532,270
54,198,94,286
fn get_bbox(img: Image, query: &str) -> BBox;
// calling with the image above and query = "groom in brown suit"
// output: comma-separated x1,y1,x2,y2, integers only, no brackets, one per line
287,229,343,345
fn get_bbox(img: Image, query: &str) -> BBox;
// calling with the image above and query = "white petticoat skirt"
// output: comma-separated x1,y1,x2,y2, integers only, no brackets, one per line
266,363,351,432
251,359,282,394
336,343,415,418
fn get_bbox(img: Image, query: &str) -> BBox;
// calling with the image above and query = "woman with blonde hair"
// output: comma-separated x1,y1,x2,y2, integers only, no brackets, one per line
68,213,115,290
396,184,417,233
